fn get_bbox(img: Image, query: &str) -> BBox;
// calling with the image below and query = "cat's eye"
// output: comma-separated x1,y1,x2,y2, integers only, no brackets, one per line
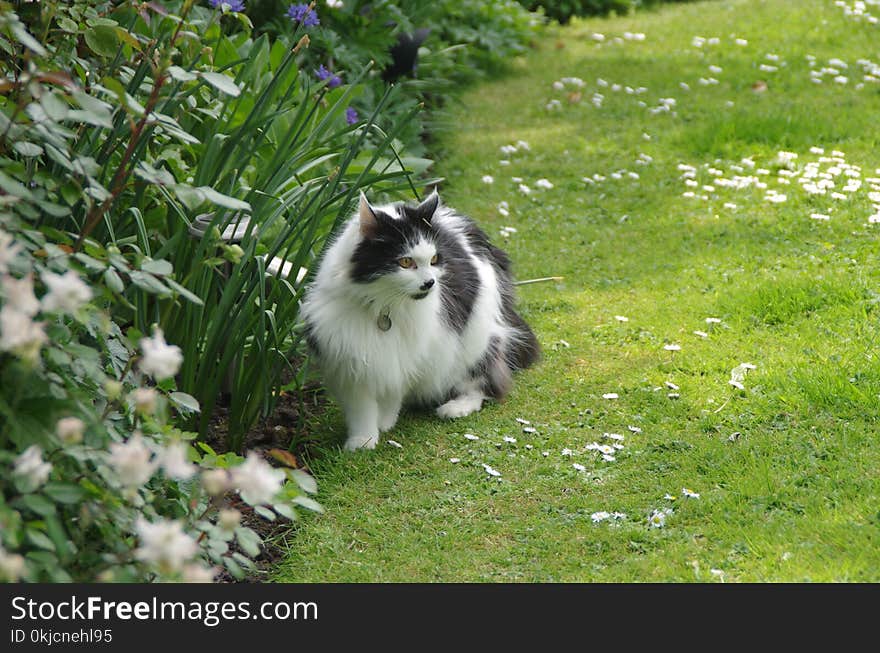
430,254,439,265
398,257,415,269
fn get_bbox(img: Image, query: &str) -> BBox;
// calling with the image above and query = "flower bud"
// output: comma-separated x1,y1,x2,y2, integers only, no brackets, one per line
130,387,159,416
201,468,230,496
104,379,123,401
56,416,85,444
218,508,241,531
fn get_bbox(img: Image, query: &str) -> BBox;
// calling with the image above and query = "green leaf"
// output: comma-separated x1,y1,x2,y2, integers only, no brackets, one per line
272,503,298,521
164,278,204,306
13,142,43,157
129,270,171,296
103,267,124,293
235,527,262,557
57,16,79,33
168,66,198,82
292,495,324,513
254,505,276,521
84,25,119,57
43,482,86,504
10,21,47,56
41,93,69,121
200,71,241,97
0,170,34,200
223,555,245,579
67,109,113,129
73,252,105,272
291,468,317,494
20,494,57,516
197,186,251,211
169,391,200,413
141,259,173,276
26,529,56,552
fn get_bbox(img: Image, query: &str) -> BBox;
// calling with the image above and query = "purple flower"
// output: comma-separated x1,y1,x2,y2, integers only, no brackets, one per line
315,64,342,88
287,3,319,27
345,107,358,125
210,0,246,11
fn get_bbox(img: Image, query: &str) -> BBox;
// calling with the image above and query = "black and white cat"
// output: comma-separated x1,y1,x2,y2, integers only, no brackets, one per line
301,190,539,450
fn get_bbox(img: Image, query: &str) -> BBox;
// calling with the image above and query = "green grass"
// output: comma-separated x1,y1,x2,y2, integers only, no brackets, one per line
273,0,880,582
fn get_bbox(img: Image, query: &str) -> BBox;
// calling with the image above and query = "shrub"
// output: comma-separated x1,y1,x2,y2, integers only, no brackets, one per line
0,0,417,581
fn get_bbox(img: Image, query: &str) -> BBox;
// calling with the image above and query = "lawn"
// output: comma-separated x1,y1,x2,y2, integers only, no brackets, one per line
273,0,880,582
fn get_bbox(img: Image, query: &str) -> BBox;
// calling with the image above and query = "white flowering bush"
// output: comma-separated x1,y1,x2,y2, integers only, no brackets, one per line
0,229,320,582
0,0,339,582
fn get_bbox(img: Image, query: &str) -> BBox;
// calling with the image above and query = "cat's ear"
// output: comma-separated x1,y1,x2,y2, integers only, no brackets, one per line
416,189,440,223
359,192,379,239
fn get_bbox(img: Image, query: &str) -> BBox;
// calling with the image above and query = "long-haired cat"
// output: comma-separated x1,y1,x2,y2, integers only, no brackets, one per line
301,190,539,450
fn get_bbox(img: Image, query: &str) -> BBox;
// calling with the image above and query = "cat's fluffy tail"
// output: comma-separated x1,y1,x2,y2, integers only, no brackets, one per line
488,242,540,372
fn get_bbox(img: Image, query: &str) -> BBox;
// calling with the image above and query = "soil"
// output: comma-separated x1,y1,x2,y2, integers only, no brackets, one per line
204,379,332,583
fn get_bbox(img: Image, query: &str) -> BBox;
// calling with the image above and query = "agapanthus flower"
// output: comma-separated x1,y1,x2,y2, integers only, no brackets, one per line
288,3,319,26
210,0,246,12
315,64,341,88
345,106,359,125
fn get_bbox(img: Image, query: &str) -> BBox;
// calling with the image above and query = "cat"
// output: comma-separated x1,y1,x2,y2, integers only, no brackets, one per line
300,190,539,451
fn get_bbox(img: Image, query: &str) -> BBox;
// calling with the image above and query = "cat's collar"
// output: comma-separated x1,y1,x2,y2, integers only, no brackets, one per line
377,308,392,331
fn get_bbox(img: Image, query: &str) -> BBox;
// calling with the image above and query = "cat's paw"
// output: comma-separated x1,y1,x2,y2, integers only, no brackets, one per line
344,433,379,451
436,394,483,419
378,413,399,432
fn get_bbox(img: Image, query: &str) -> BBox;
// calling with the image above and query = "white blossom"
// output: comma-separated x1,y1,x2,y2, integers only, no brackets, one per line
109,433,157,488
201,468,231,496
134,517,198,574
2,274,39,316
482,464,501,477
231,452,285,506
218,509,242,531
0,547,26,582
182,563,216,583
14,445,52,490
0,306,47,362
158,441,196,480
130,387,159,415
139,327,183,381
0,231,23,275
648,509,668,528
41,270,92,314
56,416,85,444
482,175,494,184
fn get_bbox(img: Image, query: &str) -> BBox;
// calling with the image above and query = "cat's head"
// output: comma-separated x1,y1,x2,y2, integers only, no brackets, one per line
349,191,443,301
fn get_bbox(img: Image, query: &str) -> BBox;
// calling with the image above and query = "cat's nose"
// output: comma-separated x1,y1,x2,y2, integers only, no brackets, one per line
420,278,435,291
